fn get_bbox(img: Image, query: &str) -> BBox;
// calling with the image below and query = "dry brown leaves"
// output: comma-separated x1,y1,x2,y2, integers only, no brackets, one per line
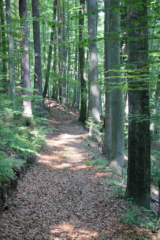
0,101,153,239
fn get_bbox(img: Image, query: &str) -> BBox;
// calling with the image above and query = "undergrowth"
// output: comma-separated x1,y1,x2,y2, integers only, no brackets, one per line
0,96,46,184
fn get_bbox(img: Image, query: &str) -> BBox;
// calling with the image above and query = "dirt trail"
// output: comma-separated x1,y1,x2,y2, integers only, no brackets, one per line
0,100,150,239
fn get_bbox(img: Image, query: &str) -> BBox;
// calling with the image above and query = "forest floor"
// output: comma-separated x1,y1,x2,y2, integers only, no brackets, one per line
0,99,158,240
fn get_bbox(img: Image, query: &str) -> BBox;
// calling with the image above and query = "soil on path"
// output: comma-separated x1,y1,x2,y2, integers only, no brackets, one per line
0,100,151,239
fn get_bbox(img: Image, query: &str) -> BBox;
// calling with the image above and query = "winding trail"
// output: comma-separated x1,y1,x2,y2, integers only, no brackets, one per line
0,100,150,239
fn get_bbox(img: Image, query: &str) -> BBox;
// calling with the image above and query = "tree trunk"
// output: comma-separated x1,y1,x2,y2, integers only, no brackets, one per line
43,0,57,100
19,0,32,118
5,0,15,97
125,0,150,208
108,0,124,174
32,0,43,116
88,0,100,125
103,0,111,160
78,0,87,123
0,0,7,93
58,0,62,103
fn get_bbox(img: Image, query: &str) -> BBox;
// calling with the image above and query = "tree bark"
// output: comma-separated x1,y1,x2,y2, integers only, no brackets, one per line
78,0,87,123
103,0,111,160
125,0,150,208
88,0,100,125
32,0,43,116
108,0,124,174
43,0,57,100
5,0,15,97
0,0,7,93
19,0,32,118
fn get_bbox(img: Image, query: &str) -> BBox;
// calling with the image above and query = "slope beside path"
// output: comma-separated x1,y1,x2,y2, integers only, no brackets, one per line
0,100,151,239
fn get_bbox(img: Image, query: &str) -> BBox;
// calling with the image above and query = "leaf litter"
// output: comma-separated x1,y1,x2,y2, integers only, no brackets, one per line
0,100,154,239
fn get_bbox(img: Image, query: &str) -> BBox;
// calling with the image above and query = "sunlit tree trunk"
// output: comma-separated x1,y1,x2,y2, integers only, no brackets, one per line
32,0,43,116
88,0,100,125
43,0,57,100
108,0,124,174
6,0,15,97
125,0,150,208
78,0,87,123
19,0,32,118
103,0,111,160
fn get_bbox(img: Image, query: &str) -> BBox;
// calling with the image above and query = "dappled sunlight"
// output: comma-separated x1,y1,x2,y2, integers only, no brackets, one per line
49,222,99,239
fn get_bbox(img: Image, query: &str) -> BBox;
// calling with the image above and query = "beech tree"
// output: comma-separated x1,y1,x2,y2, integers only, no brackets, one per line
0,0,7,93
32,0,43,116
78,0,87,123
88,0,100,125
104,0,124,174
19,0,32,118
6,0,15,97
43,0,57,101
125,0,150,208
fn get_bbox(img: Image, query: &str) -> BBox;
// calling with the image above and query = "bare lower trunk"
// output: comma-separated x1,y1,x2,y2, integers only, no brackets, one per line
19,0,32,118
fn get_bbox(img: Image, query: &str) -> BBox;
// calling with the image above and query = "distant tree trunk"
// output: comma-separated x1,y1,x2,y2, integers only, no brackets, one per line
78,0,87,123
125,0,150,208
108,0,124,174
52,30,57,99
43,0,57,100
88,0,100,132
61,2,67,104
32,0,43,116
58,0,62,103
5,0,15,97
19,0,32,118
0,0,7,93
103,0,111,160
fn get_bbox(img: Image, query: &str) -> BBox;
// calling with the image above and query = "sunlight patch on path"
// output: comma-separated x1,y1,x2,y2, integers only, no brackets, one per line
49,222,99,240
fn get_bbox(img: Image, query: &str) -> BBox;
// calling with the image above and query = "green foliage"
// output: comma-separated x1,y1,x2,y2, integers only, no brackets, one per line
85,117,102,142
84,159,107,169
151,149,160,186
0,96,46,184
0,151,25,182
119,199,157,229
106,178,125,197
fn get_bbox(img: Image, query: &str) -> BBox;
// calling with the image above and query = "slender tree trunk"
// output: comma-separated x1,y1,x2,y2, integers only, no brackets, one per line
52,29,57,99
78,0,87,123
19,0,32,118
88,0,100,125
0,0,7,93
43,0,57,100
103,0,111,160
32,0,43,116
5,0,15,97
61,2,67,104
108,0,124,174
125,0,150,208
58,0,62,103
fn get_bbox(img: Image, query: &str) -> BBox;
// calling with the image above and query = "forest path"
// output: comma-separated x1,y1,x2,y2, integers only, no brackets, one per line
0,100,150,240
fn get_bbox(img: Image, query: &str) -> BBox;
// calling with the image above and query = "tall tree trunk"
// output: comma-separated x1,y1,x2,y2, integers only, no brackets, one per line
125,0,150,208
58,0,62,103
19,0,32,118
108,0,124,174
0,0,7,93
32,0,43,116
61,2,67,104
52,29,57,99
103,0,111,160
5,0,15,97
88,0,100,125
78,0,87,123
43,0,57,100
